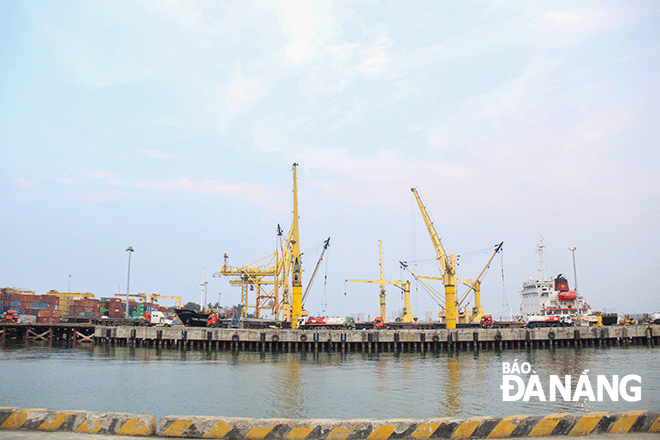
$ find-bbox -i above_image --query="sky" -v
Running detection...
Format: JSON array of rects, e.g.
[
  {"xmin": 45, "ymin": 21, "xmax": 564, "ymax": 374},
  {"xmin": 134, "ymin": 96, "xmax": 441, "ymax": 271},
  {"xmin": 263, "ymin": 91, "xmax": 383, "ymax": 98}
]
[{"xmin": 1, "ymin": 0, "xmax": 659, "ymax": 321}]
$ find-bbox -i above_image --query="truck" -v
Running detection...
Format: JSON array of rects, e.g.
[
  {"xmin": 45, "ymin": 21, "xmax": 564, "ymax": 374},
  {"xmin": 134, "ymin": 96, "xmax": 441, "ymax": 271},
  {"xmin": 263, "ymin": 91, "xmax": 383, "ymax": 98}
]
[
  {"xmin": 144, "ymin": 310, "xmax": 174, "ymax": 326},
  {"xmin": 480, "ymin": 315, "xmax": 526, "ymax": 329},
  {"xmin": 296, "ymin": 316, "xmax": 356, "ymax": 330},
  {"xmin": 526, "ymin": 314, "xmax": 573, "ymax": 328},
  {"xmin": 2, "ymin": 310, "xmax": 19, "ymax": 323}
]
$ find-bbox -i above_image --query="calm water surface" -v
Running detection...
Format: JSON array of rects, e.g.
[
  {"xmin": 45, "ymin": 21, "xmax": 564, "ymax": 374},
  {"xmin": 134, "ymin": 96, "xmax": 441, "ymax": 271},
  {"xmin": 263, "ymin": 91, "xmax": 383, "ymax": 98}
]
[{"xmin": 1, "ymin": 342, "xmax": 658, "ymax": 419}]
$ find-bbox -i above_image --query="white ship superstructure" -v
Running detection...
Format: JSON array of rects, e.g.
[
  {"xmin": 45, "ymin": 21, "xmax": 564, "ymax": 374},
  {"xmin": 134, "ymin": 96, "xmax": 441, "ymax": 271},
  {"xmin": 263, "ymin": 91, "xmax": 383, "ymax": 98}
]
[{"xmin": 519, "ymin": 239, "xmax": 592, "ymax": 326}]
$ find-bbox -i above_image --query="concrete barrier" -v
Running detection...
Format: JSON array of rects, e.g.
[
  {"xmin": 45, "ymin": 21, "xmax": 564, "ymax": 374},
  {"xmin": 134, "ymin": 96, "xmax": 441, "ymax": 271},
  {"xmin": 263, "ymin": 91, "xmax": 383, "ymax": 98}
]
[
  {"xmin": 160, "ymin": 411, "xmax": 660, "ymax": 438},
  {"xmin": 0, "ymin": 407, "xmax": 156, "ymax": 436},
  {"xmin": 1, "ymin": 408, "xmax": 658, "ymax": 438}
]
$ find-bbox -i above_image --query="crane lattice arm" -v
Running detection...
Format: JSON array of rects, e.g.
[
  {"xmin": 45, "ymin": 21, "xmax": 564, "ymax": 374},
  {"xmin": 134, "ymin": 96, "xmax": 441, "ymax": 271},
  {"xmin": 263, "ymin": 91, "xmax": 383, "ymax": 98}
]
[
  {"xmin": 302, "ymin": 237, "xmax": 331, "ymax": 306},
  {"xmin": 411, "ymin": 188, "xmax": 452, "ymax": 277}
]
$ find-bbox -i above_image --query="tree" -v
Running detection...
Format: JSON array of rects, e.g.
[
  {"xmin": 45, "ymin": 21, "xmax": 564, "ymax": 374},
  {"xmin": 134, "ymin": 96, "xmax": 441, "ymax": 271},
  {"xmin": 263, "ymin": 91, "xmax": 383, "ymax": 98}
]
[{"xmin": 183, "ymin": 301, "xmax": 199, "ymax": 310}]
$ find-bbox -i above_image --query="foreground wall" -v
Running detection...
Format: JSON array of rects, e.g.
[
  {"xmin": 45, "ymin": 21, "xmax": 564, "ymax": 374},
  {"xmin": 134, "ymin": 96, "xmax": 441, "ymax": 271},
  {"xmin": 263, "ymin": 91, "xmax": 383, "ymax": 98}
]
[{"xmin": 1, "ymin": 407, "xmax": 659, "ymax": 438}]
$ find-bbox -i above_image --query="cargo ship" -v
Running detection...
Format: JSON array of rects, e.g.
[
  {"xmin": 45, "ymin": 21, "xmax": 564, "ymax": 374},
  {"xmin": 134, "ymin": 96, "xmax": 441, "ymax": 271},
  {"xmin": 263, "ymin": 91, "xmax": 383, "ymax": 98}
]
[
  {"xmin": 173, "ymin": 308, "xmax": 211, "ymax": 327},
  {"xmin": 519, "ymin": 239, "xmax": 595, "ymax": 326}
]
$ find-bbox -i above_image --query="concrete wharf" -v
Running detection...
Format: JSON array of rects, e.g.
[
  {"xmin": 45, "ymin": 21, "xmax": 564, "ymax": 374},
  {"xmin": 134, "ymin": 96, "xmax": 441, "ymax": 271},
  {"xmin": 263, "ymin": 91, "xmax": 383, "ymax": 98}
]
[
  {"xmin": 2, "ymin": 323, "xmax": 658, "ymax": 352},
  {"xmin": 92, "ymin": 324, "xmax": 660, "ymax": 352}
]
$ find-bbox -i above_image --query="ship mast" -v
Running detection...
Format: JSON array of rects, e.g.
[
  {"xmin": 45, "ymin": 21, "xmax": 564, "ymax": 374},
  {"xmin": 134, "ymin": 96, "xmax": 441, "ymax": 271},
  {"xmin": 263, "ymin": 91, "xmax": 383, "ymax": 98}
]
[{"xmin": 537, "ymin": 236, "xmax": 546, "ymax": 280}]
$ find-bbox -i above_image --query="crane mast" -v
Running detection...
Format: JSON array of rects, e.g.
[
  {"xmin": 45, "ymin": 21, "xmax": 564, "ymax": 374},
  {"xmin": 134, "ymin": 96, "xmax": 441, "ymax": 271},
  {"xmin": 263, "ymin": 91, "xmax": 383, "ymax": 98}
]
[{"xmin": 411, "ymin": 188, "xmax": 458, "ymax": 329}]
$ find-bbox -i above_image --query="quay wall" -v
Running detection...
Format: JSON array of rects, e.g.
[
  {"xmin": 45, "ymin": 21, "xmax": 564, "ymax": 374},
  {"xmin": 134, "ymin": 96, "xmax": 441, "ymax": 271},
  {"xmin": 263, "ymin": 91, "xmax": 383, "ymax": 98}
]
[
  {"xmin": 1, "ymin": 407, "xmax": 659, "ymax": 438},
  {"xmin": 92, "ymin": 324, "xmax": 660, "ymax": 352},
  {"xmin": 2, "ymin": 322, "xmax": 658, "ymax": 351}
]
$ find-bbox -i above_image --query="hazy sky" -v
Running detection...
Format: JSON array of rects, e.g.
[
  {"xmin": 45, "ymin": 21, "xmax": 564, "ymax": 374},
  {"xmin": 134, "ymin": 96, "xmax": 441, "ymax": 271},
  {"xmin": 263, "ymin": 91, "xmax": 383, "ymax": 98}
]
[{"xmin": 2, "ymin": 0, "xmax": 659, "ymax": 320}]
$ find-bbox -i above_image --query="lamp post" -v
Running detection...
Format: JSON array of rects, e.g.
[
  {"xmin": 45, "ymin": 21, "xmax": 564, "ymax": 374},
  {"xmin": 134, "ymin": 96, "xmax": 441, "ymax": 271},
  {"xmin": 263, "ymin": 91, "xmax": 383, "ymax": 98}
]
[
  {"xmin": 68, "ymin": 275, "xmax": 71, "ymax": 294},
  {"xmin": 126, "ymin": 246, "xmax": 134, "ymax": 319},
  {"xmin": 569, "ymin": 246, "xmax": 578, "ymax": 322}
]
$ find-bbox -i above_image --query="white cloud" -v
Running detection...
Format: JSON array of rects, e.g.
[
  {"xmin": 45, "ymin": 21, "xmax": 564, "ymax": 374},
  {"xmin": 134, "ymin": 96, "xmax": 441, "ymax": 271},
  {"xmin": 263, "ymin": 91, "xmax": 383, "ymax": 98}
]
[
  {"xmin": 141, "ymin": 150, "xmax": 178, "ymax": 160},
  {"xmin": 140, "ymin": 0, "xmax": 213, "ymax": 31},
  {"xmin": 53, "ymin": 177, "xmax": 76, "ymax": 185},
  {"xmin": 85, "ymin": 171, "xmax": 288, "ymax": 212},
  {"xmin": 13, "ymin": 178, "xmax": 35, "ymax": 189},
  {"xmin": 223, "ymin": 67, "xmax": 269, "ymax": 128}
]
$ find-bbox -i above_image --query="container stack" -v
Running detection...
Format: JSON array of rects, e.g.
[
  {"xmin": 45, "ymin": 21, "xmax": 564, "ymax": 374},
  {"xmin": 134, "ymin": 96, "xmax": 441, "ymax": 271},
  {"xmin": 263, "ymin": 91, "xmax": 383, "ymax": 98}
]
[
  {"xmin": 37, "ymin": 310, "xmax": 61, "ymax": 324},
  {"xmin": 1, "ymin": 289, "xmax": 59, "ymax": 316},
  {"xmin": 104, "ymin": 297, "xmax": 124, "ymax": 318},
  {"xmin": 1, "ymin": 287, "xmax": 176, "ymax": 322},
  {"xmin": 69, "ymin": 298, "xmax": 101, "ymax": 319}
]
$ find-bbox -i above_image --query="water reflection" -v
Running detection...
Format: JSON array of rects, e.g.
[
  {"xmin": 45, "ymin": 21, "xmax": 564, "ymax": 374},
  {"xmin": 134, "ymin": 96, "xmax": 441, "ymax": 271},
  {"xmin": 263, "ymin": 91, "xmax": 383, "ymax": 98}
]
[
  {"xmin": 0, "ymin": 341, "xmax": 657, "ymax": 420},
  {"xmin": 442, "ymin": 354, "xmax": 461, "ymax": 416}
]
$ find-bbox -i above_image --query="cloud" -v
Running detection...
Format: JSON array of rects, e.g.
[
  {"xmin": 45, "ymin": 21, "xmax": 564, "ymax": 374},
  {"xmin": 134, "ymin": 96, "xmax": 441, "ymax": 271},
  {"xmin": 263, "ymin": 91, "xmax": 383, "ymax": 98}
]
[
  {"xmin": 141, "ymin": 150, "xmax": 178, "ymax": 160},
  {"xmin": 13, "ymin": 178, "xmax": 35, "ymax": 189},
  {"xmin": 139, "ymin": 0, "xmax": 213, "ymax": 31},
  {"xmin": 53, "ymin": 177, "xmax": 77, "ymax": 185},
  {"xmin": 222, "ymin": 67, "xmax": 269, "ymax": 128},
  {"xmin": 85, "ymin": 171, "xmax": 288, "ymax": 212}
]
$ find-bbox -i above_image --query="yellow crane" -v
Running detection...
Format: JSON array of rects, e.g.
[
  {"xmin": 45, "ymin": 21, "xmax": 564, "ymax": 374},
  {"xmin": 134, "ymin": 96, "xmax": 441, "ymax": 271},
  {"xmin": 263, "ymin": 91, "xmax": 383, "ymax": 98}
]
[
  {"xmin": 456, "ymin": 242, "xmax": 503, "ymax": 323},
  {"xmin": 290, "ymin": 163, "xmax": 303, "ymax": 328},
  {"xmin": 47, "ymin": 290, "xmax": 95, "ymax": 299},
  {"xmin": 114, "ymin": 292, "xmax": 146, "ymax": 302},
  {"xmin": 217, "ymin": 251, "xmax": 281, "ymax": 319},
  {"xmin": 149, "ymin": 294, "xmax": 182, "ymax": 309},
  {"xmin": 401, "ymin": 241, "xmax": 502, "ymax": 325},
  {"xmin": 411, "ymin": 188, "xmax": 458, "ymax": 329},
  {"xmin": 345, "ymin": 240, "xmax": 414, "ymax": 323},
  {"xmin": 214, "ymin": 163, "xmax": 313, "ymax": 328}
]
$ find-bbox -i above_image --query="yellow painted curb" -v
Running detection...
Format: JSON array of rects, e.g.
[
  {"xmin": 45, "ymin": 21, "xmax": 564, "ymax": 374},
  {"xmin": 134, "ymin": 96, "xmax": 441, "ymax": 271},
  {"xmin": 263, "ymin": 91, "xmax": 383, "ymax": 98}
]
[
  {"xmin": 1, "ymin": 407, "xmax": 659, "ymax": 438},
  {"xmin": 0, "ymin": 407, "xmax": 156, "ymax": 436},
  {"xmin": 158, "ymin": 410, "xmax": 660, "ymax": 438}
]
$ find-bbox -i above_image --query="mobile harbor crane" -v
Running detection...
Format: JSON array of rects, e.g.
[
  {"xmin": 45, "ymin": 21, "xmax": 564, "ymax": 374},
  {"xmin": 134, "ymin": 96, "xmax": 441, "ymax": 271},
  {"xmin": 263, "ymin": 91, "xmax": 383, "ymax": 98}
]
[
  {"xmin": 411, "ymin": 188, "xmax": 458, "ymax": 329},
  {"xmin": 345, "ymin": 240, "xmax": 414, "ymax": 325},
  {"xmin": 411, "ymin": 188, "xmax": 503, "ymax": 329}
]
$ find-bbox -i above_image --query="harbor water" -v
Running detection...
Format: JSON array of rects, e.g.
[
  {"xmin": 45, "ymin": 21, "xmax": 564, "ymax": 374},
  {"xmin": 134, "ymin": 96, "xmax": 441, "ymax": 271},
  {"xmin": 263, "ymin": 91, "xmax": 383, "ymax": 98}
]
[{"xmin": 1, "ymin": 341, "xmax": 658, "ymax": 420}]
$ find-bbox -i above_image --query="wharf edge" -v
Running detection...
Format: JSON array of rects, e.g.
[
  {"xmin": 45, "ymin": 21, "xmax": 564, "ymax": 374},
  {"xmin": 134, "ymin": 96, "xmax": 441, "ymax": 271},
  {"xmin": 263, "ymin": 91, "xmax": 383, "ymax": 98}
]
[
  {"xmin": 1, "ymin": 324, "xmax": 659, "ymax": 352},
  {"xmin": 1, "ymin": 408, "xmax": 659, "ymax": 438}
]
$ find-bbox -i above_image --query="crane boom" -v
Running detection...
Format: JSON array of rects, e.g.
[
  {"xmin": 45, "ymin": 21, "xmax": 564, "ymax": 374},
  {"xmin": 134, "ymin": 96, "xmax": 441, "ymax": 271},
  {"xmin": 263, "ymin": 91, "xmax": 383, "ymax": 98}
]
[
  {"xmin": 400, "ymin": 261, "xmax": 445, "ymax": 305},
  {"xmin": 411, "ymin": 187, "xmax": 458, "ymax": 329},
  {"xmin": 411, "ymin": 188, "xmax": 451, "ymax": 276},
  {"xmin": 302, "ymin": 237, "xmax": 330, "ymax": 305},
  {"xmin": 456, "ymin": 242, "xmax": 503, "ymax": 317}
]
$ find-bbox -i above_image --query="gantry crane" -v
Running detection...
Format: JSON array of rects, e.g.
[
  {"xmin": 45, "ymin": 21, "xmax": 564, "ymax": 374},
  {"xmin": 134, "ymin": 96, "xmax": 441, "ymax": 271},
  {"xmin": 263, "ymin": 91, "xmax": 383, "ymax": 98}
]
[
  {"xmin": 411, "ymin": 188, "xmax": 458, "ymax": 329},
  {"xmin": 215, "ymin": 251, "xmax": 280, "ymax": 319},
  {"xmin": 214, "ymin": 163, "xmax": 316, "ymax": 329},
  {"xmin": 47, "ymin": 290, "xmax": 95, "ymax": 299},
  {"xmin": 114, "ymin": 292, "xmax": 146, "ymax": 302},
  {"xmin": 149, "ymin": 294, "xmax": 182, "ymax": 309},
  {"xmin": 345, "ymin": 240, "xmax": 414, "ymax": 323}
]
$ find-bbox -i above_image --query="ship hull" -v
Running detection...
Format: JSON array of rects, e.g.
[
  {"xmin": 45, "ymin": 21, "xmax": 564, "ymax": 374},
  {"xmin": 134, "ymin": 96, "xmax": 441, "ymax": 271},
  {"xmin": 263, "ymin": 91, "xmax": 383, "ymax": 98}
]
[{"xmin": 174, "ymin": 309, "xmax": 210, "ymax": 327}]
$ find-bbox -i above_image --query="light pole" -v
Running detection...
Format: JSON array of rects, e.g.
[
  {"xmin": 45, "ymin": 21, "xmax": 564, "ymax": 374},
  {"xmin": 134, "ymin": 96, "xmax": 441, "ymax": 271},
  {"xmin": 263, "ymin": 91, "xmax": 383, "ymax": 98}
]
[
  {"xmin": 126, "ymin": 246, "xmax": 134, "ymax": 318},
  {"xmin": 68, "ymin": 275, "xmax": 71, "ymax": 294},
  {"xmin": 569, "ymin": 246, "xmax": 578, "ymax": 322}
]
